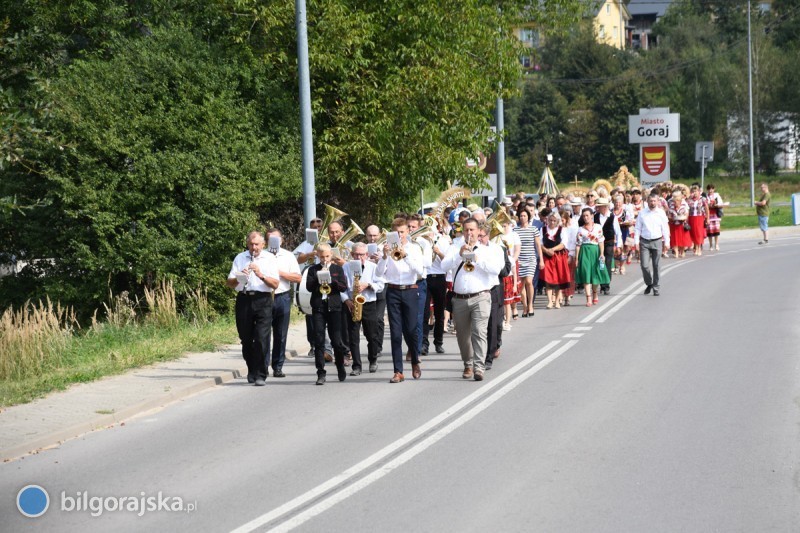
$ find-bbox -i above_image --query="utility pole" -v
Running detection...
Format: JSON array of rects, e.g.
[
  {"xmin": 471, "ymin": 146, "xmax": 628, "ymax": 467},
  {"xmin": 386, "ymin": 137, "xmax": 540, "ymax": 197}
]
[
  {"xmin": 297, "ymin": 0, "xmax": 316, "ymax": 225},
  {"xmin": 496, "ymin": 95, "xmax": 506, "ymax": 202},
  {"xmin": 747, "ymin": 0, "xmax": 756, "ymax": 207}
]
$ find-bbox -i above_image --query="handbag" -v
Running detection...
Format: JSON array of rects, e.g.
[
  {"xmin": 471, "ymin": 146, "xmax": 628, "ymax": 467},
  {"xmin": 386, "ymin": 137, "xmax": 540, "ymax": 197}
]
[{"xmin": 683, "ymin": 221, "xmax": 691, "ymax": 231}]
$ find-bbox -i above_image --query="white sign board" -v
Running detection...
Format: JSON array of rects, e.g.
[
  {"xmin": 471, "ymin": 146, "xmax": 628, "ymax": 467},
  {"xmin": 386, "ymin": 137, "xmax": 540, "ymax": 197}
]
[
  {"xmin": 639, "ymin": 143, "xmax": 670, "ymax": 187},
  {"xmin": 628, "ymin": 113, "xmax": 681, "ymax": 144},
  {"xmin": 695, "ymin": 141, "xmax": 714, "ymax": 162}
]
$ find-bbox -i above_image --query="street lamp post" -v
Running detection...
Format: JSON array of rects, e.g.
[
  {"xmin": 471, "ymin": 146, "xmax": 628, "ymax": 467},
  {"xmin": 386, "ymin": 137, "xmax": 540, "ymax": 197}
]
[{"xmin": 297, "ymin": 0, "xmax": 316, "ymax": 225}]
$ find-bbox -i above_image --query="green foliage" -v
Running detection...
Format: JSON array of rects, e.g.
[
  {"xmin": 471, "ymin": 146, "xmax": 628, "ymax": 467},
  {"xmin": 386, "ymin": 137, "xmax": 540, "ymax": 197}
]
[{"xmin": 1, "ymin": 27, "xmax": 300, "ymax": 315}]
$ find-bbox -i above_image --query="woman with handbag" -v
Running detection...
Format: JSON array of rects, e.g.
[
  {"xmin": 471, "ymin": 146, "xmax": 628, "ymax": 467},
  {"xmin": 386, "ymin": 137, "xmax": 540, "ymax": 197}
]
[
  {"xmin": 667, "ymin": 190, "xmax": 691, "ymax": 258},
  {"xmin": 687, "ymin": 185, "xmax": 710, "ymax": 256}
]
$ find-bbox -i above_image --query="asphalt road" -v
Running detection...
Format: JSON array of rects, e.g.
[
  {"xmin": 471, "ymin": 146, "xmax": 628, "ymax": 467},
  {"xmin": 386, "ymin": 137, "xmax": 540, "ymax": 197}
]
[{"xmin": 3, "ymin": 235, "xmax": 800, "ymax": 532}]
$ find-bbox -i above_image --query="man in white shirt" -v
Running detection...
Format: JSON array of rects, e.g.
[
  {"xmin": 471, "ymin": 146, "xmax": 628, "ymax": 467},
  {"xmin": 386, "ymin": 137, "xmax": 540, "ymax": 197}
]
[
  {"xmin": 343, "ymin": 243, "xmax": 385, "ymax": 375},
  {"xmin": 634, "ymin": 193, "xmax": 671, "ymax": 296},
  {"xmin": 441, "ymin": 218, "xmax": 504, "ymax": 381},
  {"xmin": 407, "ymin": 214, "xmax": 432, "ymax": 358},
  {"xmin": 377, "ymin": 218, "xmax": 424, "ymax": 383},
  {"xmin": 265, "ymin": 228, "xmax": 302, "ymax": 377},
  {"xmin": 593, "ymin": 198, "xmax": 622, "ymax": 295},
  {"xmin": 226, "ymin": 231, "xmax": 280, "ymax": 386},
  {"xmin": 365, "ymin": 224, "xmax": 387, "ymax": 357},
  {"xmin": 423, "ymin": 220, "xmax": 451, "ymax": 355}
]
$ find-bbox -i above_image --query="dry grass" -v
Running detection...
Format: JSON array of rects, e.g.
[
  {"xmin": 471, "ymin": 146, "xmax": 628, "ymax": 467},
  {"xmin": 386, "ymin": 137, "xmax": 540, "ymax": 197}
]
[
  {"xmin": 0, "ymin": 298, "xmax": 78, "ymax": 380},
  {"xmin": 184, "ymin": 285, "xmax": 211, "ymax": 325},
  {"xmin": 143, "ymin": 280, "xmax": 179, "ymax": 329}
]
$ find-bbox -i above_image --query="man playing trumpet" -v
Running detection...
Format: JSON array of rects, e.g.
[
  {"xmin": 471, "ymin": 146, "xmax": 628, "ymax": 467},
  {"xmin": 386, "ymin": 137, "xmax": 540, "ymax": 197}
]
[
  {"xmin": 441, "ymin": 218, "xmax": 504, "ymax": 381},
  {"xmin": 377, "ymin": 218, "xmax": 424, "ymax": 383}
]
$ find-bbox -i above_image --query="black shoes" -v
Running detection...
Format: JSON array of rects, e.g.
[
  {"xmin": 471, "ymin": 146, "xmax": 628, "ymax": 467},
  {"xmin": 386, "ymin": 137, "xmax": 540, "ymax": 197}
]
[
  {"xmin": 254, "ymin": 378, "xmax": 266, "ymax": 386},
  {"xmin": 337, "ymin": 364, "xmax": 347, "ymax": 382},
  {"xmin": 247, "ymin": 374, "xmax": 255, "ymax": 384},
  {"xmin": 644, "ymin": 285, "xmax": 652, "ymax": 295},
  {"xmin": 316, "ymin": 375, "xmax": 326, "ymax": 386},
  {"xmin": 601, "ymin": 288, "xmax": 610, "ymax": 295},
  {"xmin": 350, "ymin": 368, "xmax": 362, "ymax": 376},
  {"xmin": 653, "ymin": 288, "xmax": 660, "ymax": 296},
  {"xmin": 369, "ymin": 362, "xmax": 378, "ymax": 373},
  {"xmin": 421, "ymin": 344, "xmax": 429, "ymax": 356},
  {"xmin": 273, "ymin": 370, "xmax": 286, "ymax": 378},
  {"xmin": 485, "ymin": 360, "xmax": 493, "ymax": 370},
  {"xmin": 435, "ymin": 345, "xmax": 445, "ymax": 354}
]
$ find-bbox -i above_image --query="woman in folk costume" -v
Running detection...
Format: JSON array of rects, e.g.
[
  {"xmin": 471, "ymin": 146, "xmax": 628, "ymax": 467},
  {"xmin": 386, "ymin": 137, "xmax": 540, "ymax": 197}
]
[
  {"xmin": 540, "ymin": 211, "xmax": 572, "ymax": 309},
  {"xmin": 687, "ymin": 184, "xmax": 710, "ymax": 256},
  {"xmin": 574, "ymin": 208, "xmax": 611, "ymax": 307}
]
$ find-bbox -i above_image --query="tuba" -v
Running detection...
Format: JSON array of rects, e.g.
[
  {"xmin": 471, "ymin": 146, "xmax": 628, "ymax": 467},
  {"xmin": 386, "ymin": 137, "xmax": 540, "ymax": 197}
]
[
  {"xmin": 317, "ymin": 204, "xmax": 348, "ymax": 248},
  {"xmin": 334, "ymin": 220, "xmax": 364, "ymax": 259}
]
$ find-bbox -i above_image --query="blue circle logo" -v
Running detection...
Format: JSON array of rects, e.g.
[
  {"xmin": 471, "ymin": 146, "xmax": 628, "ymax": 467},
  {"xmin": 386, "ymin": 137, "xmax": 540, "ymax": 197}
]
[{"xmin": 17, "ymin": 485, "xmax": 50, "ymax": 518}]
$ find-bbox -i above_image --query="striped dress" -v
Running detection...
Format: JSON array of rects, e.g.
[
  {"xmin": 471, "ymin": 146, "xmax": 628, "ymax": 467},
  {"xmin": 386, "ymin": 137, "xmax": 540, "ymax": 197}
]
[{"xmin": 514, "ymin": 225, "xmax": 540, "ymax": 278}]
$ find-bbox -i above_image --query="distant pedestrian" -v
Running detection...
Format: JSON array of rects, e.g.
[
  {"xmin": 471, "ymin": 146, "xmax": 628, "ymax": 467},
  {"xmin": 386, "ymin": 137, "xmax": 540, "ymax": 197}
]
[
  {"xmin": 755, "ymin": 183, "xmax": 771, "ymax": 244},
  {"xmin": 705, "ymin": 184, "xmax": 724, "ymax": 251},
  {"xmin": 634, "ymin": 193, "xmax": 671, "ymax": 297}
]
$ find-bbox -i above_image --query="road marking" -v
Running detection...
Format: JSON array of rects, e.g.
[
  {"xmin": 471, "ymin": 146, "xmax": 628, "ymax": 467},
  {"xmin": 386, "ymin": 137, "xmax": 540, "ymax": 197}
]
[
  {"xmin": 262, "ymin": 341, "xmax": 580, "ymax": 533},
  {"xmin": 563, "ymin": 333, "xmax": 584, "ymax": 338},
  {"xmin": 231, "ymin": 340, "xmax": 563, "ymax": 533},
  {"xmin": 574, "ymin": 326, "xmax": 592, "ymax": 331}
]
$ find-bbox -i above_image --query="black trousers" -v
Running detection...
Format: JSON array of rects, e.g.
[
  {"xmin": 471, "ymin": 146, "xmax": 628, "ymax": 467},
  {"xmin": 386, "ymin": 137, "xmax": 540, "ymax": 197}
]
[
  {"xmin": 269, "ymin": 292, "xmax": 292, "ymax": 372},
  {"xmin": 235, "ymin": 292, "xmax": 273, "ymax": 380},
  {"xmin": 602, "ymin": 241, "xmax": 615, "ymax": 291},
  {"xmin": 386, "ymin": 287, "xmax": 420, "ymax": 374},
  {"xmin": 423, "ymin": 274, "xmax": 447, "ymax": 349},
  {"xmin": 344, "ymin": 300, "xmax": 380, "ymax": 370},
  {"xmin": 312, "ymin": 303, "xmax": 347, "ymax": 377},
  {"xmin": 374, "ymin": 289, "xmax": 386, "ymax": 354},
  {"xmin": 485, "ymin": 284, "xmax": 502, "ymax": 363}
]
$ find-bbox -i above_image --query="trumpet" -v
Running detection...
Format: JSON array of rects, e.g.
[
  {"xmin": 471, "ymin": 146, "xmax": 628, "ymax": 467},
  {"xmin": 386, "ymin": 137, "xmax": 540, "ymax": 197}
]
[
  {"xmin": 391, "ymin": 244, "xmax": 407, "ymax": 261},
  {"xmin": 463, "ymin": 236, "xmax": 475, "ymax": 272},
  {"xmin": 319, "ymin": 263, "xmax": 332, "ymax": 295}
]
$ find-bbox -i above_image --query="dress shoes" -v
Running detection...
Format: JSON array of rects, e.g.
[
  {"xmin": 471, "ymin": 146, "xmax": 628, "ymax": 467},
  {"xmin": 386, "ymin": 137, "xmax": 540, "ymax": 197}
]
[
  {"xmin": 389, "ymin": 372, "xmax": 405, "ymax": 383},
  {"xmin": 337, "ymin": 364, "xmax": 347, "ymax": 382},
  {"xmin": 254, "ymin": 378, "xmax": 266, "ymax": 386},
  {"xmin": 369, "ymin": 362, "xmax": 378, "ymax": 373},
  {"xmin": 602, "ymin": 288, "xmax": 610, "ymax": 295},
  {"xmin": 473, "ymin": 371, "xmax": 484, "ymax": 381},
  {"xmin": 421, "ymin": 344, "xmax": 429, "ymax": 356},
  {"xmin": 405, "ymin": 351, "xmax": 411, "ymax": 361},
  {"xmin": 435, "ymin": 345, "xmax": 445, "ymax": 354},
  {"xmin": 324, "ymin": 352, "xmax": 333, "ymax": 363},
  {"xmin": 316, "ymin": 375, "xmax": 326, "ymax": 386},
  {"xmin": 247, "ymin": 374, "xmax": 255, "ymax": 384},
  {"xmin": 412, "ymin": 363, "xmax": 421, "ymax": 379},
  {"xmin": 485, "ymin": 360, "xmax": 493, "ymax": 370},
  {"xmin": 350, "ymin": 368, "xmax": 362, "ymax": 376},
  {"xmin": 462, "ymin": 367, "xmax": 473, "ymax": 380},
  {"xmin": 273, "ymin": 370, "xmax": 286, "ymax": 378},
  {"xmin": 644, "ymin": 285, "xmax": 652, "ymax": 295},
  {"xmin": 653, "ymin": 288, "xmax": 660, "ymax": 296}
]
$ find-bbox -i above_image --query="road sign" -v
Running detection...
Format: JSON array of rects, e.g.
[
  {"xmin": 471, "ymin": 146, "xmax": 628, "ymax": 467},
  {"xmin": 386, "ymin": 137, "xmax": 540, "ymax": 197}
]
[
  {"xmin": 628, "ymin": 113, "xmax": 681, "ymax": 143},
  {"xmin": 639, "ymin": 143, "xmax": 670, "ymax": 186},
  {"xmin": 695, "ymin": 141, "xmax": 714, "ymax": 162}
]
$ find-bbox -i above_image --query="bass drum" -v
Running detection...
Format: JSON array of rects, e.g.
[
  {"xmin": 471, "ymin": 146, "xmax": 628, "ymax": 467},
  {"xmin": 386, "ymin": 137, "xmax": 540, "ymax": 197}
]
[{"xmin": 295, "ymin": 267, "xmax": 313, "ymax": 315}]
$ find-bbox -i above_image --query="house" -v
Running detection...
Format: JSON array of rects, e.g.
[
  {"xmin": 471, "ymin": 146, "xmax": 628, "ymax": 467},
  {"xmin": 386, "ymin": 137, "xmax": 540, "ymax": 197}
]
[
  {"xmin": 593, "ymin": 0, "xmax": 631, "ymax": 50},
  {"xmin": 627, "ymin": 0, "xmax": 670, "ymax": 50}
]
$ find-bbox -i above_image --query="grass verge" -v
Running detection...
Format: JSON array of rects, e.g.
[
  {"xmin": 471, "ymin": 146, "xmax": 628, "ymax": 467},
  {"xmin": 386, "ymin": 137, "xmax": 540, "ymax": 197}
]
[
  {"xmin": 716, "ymin": 206, "xmax": 793, "ymax": 231},
  {"xmin": 0, "ymin": 315, "xmax": 238, "ymax": 408}
]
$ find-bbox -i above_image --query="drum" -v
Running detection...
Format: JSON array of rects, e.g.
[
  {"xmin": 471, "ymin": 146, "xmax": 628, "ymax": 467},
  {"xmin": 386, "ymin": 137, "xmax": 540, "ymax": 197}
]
[{"xmin": 296, "ymin": 267, "xmax": 313, "ymax": 315}]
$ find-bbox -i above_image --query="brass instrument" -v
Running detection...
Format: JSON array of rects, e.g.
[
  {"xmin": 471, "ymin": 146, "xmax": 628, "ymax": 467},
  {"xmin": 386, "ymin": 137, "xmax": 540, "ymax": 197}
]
[
  {"xmin": 319, "ymin": 263, "xmax": 332, "ymax": 295},
  {"xmin": 317, "ymin": 204, "xmax": 348, "ymax": 245},
  {"xmin": 463, "ymin": 236, "xmax": 476, "ymax": 272},
  {"xmin": 391, "ymin": 244, "xmax": 407, "ymax": 261},
  {"xmin": 487, "ymin": 203, "xmax": 513, "ymax": 248},
  {"xmin": 333, "ymin": 220, "xmax": 364, "ymax": 259},
  {"xmin": 374, "ymin": 228, "xmax": 389, "ymax": 245},
  {"xmin": 352, "ymin": 272, "xmax": 366, "ymax": 322}
]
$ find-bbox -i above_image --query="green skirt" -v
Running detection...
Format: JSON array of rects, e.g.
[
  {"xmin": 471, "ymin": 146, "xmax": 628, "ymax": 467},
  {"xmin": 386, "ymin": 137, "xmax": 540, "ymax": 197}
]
[{"xmin": 575, "ymin": 244, "xmax": 611, "ymax": 286}]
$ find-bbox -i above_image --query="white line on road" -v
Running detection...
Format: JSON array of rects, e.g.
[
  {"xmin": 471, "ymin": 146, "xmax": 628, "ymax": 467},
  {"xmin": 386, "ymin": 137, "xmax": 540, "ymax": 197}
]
[
  {"xmin": 231, "ymin": 340, "xmax": 563, "ymax": 533},
  {"xmin": 574, "ymin": 326, "xmax": 592, "ymax": 331},
  {"xmin": 563, "ymin": 333, "xmax": 584, "ymax": 338},
  {"xmin": 263, "ymin": 341, "xmax": 580, "ymax": 533}
]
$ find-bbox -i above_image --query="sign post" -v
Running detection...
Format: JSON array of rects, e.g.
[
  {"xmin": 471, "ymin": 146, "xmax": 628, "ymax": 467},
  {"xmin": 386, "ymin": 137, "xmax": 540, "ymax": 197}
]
[
  {"xmin": 629, "ymin": 109, "xmax": 680, "ymax": 188},
  {"xmin": 695, "ymin": 141, "xmax": 714, "ymax": 190}
]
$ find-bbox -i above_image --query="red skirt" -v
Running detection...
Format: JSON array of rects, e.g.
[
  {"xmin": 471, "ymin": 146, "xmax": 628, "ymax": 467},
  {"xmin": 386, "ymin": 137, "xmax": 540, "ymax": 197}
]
[
  {"xmin": 670, "ymin": 222, "xmax": 692, "ymax": 248},
  {"xmin": 688, "ymin": 215, "xmax": 706, "ymax": 245},
  {"xmin": 542, "ymin": 251, "xmax": 572, "ymax": 289}
]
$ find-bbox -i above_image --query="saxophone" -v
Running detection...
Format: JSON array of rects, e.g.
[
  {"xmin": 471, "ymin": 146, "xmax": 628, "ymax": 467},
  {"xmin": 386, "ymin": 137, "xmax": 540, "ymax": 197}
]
[{"xmin": 352, "ymin": 271, "xmax": 366, "ymax": 322}]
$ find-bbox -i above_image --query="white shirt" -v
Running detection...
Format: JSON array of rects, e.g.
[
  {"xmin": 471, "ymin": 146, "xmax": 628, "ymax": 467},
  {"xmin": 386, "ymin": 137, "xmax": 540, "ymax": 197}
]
[
  {"xmin": 344, "ymin": 260, "xmax": 384, "ymax": 303},
  {"xmin": 413, "ymin": 237, "xmax": 433, "ymax": 279},
  {"xmin": 377, "ymin": 241, "xmax": 424, "ymax": 285},
  {"xmin": 634, "ymin": 206, "xmax": 671, "ymax": 248},
  {"xmin": 503, "ymin": 230, "xmax": 521, "ymax": 267},
  {"xmin": 228, "ymin": 251, "xmax": 279, "ymax": 292},
  {"xmin": 595, "ymin": 211, "xmax": 623, "ymax": 247},
  {"xmin": 428, "ymin": 233, "xmax": 452, "ymax": 275},
  {"xmin": 441, "ymin": 241, "xmax": 504, "ymax": 294},
  {"xmin": 561, "ymin": 226, "xmax": 577, "ymax": 257},
  {"xmin": 269, "ymin": 248, "xmax": 301, "ymax": 294},
  {"xmin": 293, "ymin": 240, "xmax": 317, "ymax": 265}
]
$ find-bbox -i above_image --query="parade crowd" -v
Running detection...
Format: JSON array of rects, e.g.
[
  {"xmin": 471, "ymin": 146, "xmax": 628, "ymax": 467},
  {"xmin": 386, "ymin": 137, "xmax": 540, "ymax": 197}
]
[{"xmin": 228, "ymin": 179, "xmax": 768, "ymax": 387}]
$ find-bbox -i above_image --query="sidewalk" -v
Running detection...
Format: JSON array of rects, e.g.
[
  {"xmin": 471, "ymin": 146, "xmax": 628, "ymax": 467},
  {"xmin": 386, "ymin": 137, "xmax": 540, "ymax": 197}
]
[
  {"xmin": 0, "ymin": 322, "xmax": 311, "ymax": 461},
  {"xmin": 2, "ymin": 225, "xmax": 798, "ymax": 461}
]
